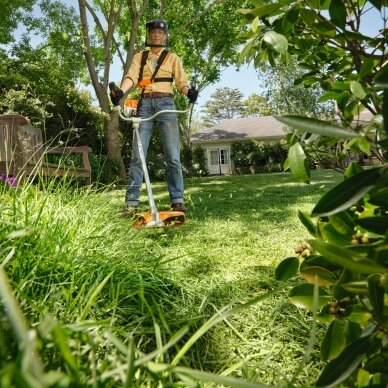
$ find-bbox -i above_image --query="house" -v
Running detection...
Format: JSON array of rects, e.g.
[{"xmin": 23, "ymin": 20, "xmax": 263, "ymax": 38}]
[{"xmin": 190, "ymin": 116, "xmax": 287, "ymax": 175}]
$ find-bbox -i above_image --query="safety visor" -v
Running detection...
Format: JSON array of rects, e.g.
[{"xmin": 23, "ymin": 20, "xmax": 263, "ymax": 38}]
[{"xmin": 145, "ymin": 19, "xmax": 169, "ymax": 47}]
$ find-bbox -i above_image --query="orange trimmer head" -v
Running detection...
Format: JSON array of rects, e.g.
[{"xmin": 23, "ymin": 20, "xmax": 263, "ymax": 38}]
[{"xmin": 133, "ymin": 210, "xmax": 186, "ymax": 228}]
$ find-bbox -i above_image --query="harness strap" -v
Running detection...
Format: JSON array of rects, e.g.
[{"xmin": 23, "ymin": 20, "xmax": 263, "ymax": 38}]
[
  {"xmin": 153, "ymin": 77, "xmax": 174, "ymax": 82},
  {"xmin": 138, "ymin": 49, "xmax": 173, "ymax": 88},
  {"xmin": 137, "ymin": 49, "xmax": 173, "ymax": 114},
  {"xmin": 138, "ymin": 50, "xmax": 149, "ymax": 84}
]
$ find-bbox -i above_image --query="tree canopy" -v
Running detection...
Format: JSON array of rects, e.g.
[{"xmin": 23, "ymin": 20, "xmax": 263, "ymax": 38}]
[
  {"xmin": 1, "ymin": 0, "xmax": 252, "ymax": 177},
  {"xmin": 201, "ymin": 87, "xmax": 245, "ymax": 126}
]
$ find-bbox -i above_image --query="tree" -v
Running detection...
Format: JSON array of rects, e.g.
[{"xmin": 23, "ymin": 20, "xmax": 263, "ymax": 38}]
[
  {"xmin": 2, "ymin": 0, "xmax": 250, "ymax": 178},
  {"xmin": 0, "ymin": 0, "xmax": 36, "ymax": 44},
  {"xmin": 243, "ymin": 92, "xmax": 272, "ymax": 116},
  {"xmin": 76, "ymin": 0, "xmax": 250, "ymax": 178},
  {"xmin": 258, "ymin": 60, "xmax": 334, "ymax": 117},
  {"xmin": 238, "ymin": 1, "xmax": 387, "ymax": 386},
  {"xmin": 202, "ymin": 87, "xmax": 245, "ymax": 126},
  {"xmin": 0, "ymin": 1, "xmax": 106, "ymax": 143},
  {"xmin": 238, "ymin": 1, "xmax": 385, "ymax": 121}
]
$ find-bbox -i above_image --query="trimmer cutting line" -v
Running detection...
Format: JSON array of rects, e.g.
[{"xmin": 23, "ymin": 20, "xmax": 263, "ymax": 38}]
[{"xmin": 112, "ymin": 94, "xmax": 192, "ymax": 228}]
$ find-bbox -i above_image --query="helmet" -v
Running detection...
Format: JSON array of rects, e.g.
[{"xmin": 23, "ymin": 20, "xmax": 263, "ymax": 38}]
[
  {"xmin": 146, "ymin": 19, "xmax": 168, "ymax": 32},
  {"xmin": 145, "ymin": 18, "xmax": 169, "ymax": 47}
]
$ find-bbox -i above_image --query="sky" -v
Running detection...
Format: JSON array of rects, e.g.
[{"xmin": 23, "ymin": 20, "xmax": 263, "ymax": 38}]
[{"xmin": 195, "ymin": 65, "xmax": 260, "ymax": 108}]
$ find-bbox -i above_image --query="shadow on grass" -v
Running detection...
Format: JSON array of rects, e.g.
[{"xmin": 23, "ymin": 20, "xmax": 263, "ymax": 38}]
[
  {"xmin": 145, "ymin": 170, "xmax": 341, "ymax": 225},
  {"xmin": 106, "ymin": 170, "xmax": 340, "ymax": 383}
]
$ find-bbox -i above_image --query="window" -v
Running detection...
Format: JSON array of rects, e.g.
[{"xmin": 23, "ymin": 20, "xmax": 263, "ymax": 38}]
[
  {"xmin": 220, "ymin": 149, "xmax": 229, "ymax": 165},
  {"xmin": 209, "ymin": 150, "xmax": 219, "ymax": 165}
]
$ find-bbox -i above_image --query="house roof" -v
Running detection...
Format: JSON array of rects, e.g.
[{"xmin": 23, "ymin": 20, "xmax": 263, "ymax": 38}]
[{"xmin": 191, "ymin": 116, "xmax": 287, "ymax": 144}]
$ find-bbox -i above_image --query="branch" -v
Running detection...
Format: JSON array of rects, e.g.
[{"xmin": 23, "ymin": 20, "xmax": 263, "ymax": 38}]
[
  {"xmin": 171, "ymin": 0, "xmax": 229, "ymax": 38},
  {"xmin": 84, "ymin": 0, "xmax": 106, "ymax": 41},
  {"xmin": 88, "ymin": 0, "xmax": 125, "ymax": 87},
  {"xmin": 122, "ymin": 0, "xmax": 149, "ymax": 80},
  {"xmin": 78, "ymin": 0, "xmax": 104, "ymax": 104}
]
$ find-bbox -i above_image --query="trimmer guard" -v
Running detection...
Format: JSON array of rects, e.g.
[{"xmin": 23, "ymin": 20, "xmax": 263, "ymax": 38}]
[{"xmin": 133, "ymin": 211, "xmax": 186, "ymax": 228}]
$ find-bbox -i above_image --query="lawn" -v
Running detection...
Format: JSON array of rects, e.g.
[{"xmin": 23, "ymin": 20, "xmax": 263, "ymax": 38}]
[{"xmin": 0, "ymin": 169, "xmax": 343, "ymax": 387}]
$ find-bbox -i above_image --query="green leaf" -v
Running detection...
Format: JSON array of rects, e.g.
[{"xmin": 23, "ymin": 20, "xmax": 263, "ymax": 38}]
[
  {"xmin": 275, "ymin": 257, "xmax": 299, "ymax": 281},
  {"xmin": 317, "ymin": 304, "xmax": 336, "ymax": 323},
  {"xmin": 309, "ymin": 239, "xmax": 388, "ymax": 274},
  {"xmin": 368, "ymin": 186, "xmax": 388, "ymax": 207},
  {"xmin": 374, "ymin": 64, "xmax": 388, "ymax": 88},
  {"xmin": 316, "ymin": 336, "xmax": 371, "ymax": 387},
  {"xmin": 307, "ymin": 0, "xmax": 330, "ymax": 8},
  {"xmin": 236, "ymin": 8, "xmax": 255, "ymax": 15},
  {"xmin": 312, "ymin": 19, "xmax": 336, "ymax": 37},
  {"xmin": 355, "ymin": 216, "xmax": 388, "ymax": 235},
  {"xmin": 288, "ymin": 142, "xmax": 310, "ymax": 183},
  {"xmin": 298, "ymin": 210, "xmax": 317, "ymax": 237},
  {"xmin": 300, "ymin": 266, "xmax": 337, "ymax": 286},
  {"xmin": 311, "ymin": 167, "xmax": 383, "ymax": 217},
  {"xmin": 321, "ymin": 224, "xmax": 351, "ymax": 246},
  {"xmin": 364, "ymin": 352, "xmax": 388, "ymax": 373},
  {"xmin": 331, "ymin": 81, "xmax": 349, "ymax": 91},
  {"xmin": 318, "ymin": 91, "xmax": 343, "ymax": 102},
  {"xmin": 356, "ymin": 137, "xmax": 371, "ymax": 155},
  {"xmin": 356, "ymin": 369, "xmax": 370, "ymax": 387},
  {"xmin": 283, "ymin": 156, "xmax": 290, "ymax": 171},
  {"xmin": 238, "ymin": 38, "xmax": 256, "ymax": 66},
  {"xmin": 251, "ymin": 16, "xmax": 259, "ymax": 33},
  {"xmin": 299, "ymin": 8, "xmax": 317, "ymax": 27},
  {"xmin": 329, "ymin": 0, "xmax": 346, "ymax": 29},
  {"xmin": 333, "ymin": 269, "xmax": 359, "ymax": 299},
  {"xmin": 282, "ymin": 8, "xmax": 299, "ymax": 33},
  {"xmin": 275, "ymin": 115, "xmax": 360, "ymax": 138},
  {"xmin": 368, "ymin": 278, "xmax": 384, "ymax": 319},
  {"xmin": 263, "ymin": 31, "xmax": 288, "ymax": 54},
  {"xmin": 249, "ymin": 2, "xmax": 288, "ymax": 19},
  {"xmin": 302, "ymin": 254, "xmax": 341, "ymax": 272},
  {"xmin": 383, "ymin": 89, "xmax": 388, "ymax": 136},
  {"xmin": 288, "ymin": 283, "xmax": 330, "ymax": 310},
  {"xmin": 341, "ymin": 281, "xmax": 368, "ymax": 294},
  {"xmin": 359, "ymin": 58, "xmax": 375, "ymax": 79},
  {"xmin": 350, "ymin": 81, "xmax": 367, "ymax": 99},
  {"xmin": 321, "ymin": 319, "xmax": 347, "ymax": 361},
  {"xmin": 368, "ymin": 0, "xmax": 383, "ymax": 10},
  {"xmin": 344, "ymin": 161, "xmax": 364, "ymax": 178},
  {"xmin": 305, "ymin": 0, "xmax": 320, "ymax": 8},
  {"xmin": 328, "ymin": 212, "xmax": 354, "ymax": 236},
  {"xmin": 347, "ymin": 305, "xmax": 372, "ymax": 324},
  {"xmin": 343, "ymin": 320, "xmax": 362, "ymax": 343}
]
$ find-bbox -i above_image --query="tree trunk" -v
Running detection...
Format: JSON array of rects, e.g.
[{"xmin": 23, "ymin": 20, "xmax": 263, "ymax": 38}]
[{"xmin": 106, "ymin": 110, "xmax": 127, "ymax": 178}]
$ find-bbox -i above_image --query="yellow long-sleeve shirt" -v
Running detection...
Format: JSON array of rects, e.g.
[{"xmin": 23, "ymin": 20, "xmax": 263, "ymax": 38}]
[{"xmin": 124, "ymin": 49, "xmax": 188, "ymax": 94}]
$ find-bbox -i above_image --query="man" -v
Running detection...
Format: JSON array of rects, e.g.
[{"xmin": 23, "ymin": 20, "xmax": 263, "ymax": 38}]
[{"xmin": 110, "ymin": 18, "xmax": 198, "ymax": 215}]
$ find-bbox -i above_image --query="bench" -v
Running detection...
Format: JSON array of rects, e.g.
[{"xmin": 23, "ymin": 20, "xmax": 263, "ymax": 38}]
[{"xmin": 0, "ymin": 114, "xmax": 92, "ymax": 185}]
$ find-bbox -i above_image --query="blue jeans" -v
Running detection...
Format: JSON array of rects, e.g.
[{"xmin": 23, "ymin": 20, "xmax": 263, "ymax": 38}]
[{"xmin": 125, "ymin": 96, "xmax": 184, "ymax": 207}]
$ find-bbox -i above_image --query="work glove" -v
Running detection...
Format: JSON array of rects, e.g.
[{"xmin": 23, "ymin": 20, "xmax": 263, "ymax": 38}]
[
  {"xmin": 109, "ymin": 82, "xmax": 124, "ymax": 106},
  {"xmin": 187, "ymin": 86, "xmax": 198, "ymax": 104}
]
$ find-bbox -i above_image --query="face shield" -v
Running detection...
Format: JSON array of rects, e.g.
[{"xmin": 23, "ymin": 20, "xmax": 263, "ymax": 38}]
[{"xmin": 145, "ymin": 19, "xmax": 169, "ymax": 48}]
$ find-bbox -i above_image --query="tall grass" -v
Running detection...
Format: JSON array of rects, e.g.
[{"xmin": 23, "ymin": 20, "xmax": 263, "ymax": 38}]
[{"xmin": 0, "ymin": 170, "xmax": 342, "ymax": 387}]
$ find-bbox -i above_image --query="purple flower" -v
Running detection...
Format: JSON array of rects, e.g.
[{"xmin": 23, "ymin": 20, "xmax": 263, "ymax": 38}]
[
  {"xmin": 7, "ymin": 177, "xmax": 17, "ymax": 187},
  {"xmin": 0, "ymin": 174, "xmax": 17, "ymax": 187}
]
